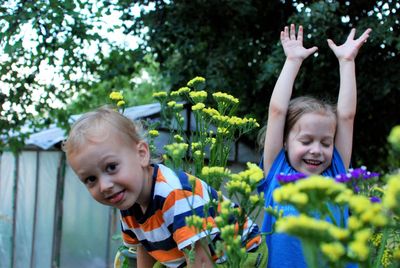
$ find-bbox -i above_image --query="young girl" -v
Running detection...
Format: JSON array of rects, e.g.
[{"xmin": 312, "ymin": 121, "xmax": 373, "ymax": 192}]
[
  {"xmin": 257, "ymin": 24, "xmax": 371, "ymax": 267},
  {"xmin": 63, "ymin": 107, "xmax": 266, "ymax": 268}
]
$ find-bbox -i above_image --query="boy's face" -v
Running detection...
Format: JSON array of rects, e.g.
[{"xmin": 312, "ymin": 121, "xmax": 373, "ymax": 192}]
[
  {"xmin": 286, "ymin": 112, "xmax": 336, "ymax": 175},
  {"xmin": 67, "ymin": 129, "xmax": 152, "ymax": 210}
]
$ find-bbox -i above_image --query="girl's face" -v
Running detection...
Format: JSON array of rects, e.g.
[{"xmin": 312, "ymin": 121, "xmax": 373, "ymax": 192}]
[
  {"xmin": 286, "ymin": 112, "xmax": 336, "ymax": 175},
  {"xmin": 67, "ymin": 129, "xmax": 153, "ymax": 211}
]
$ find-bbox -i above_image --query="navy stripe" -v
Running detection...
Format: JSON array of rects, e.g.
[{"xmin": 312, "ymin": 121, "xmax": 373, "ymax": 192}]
[
  {"xmin": 177, "ymin": 170, "xmax": 192, "ymax": 191},
  {"xmin": 173, "ymin": 205, "xmax": 206, "ymax": 232},
  {"xmin": 140, "ymin": 235, "xmax": 177, "ymax": 252}
]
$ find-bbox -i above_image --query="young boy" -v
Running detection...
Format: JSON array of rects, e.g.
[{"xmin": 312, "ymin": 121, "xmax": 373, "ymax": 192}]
[{"xmin": 63, "ymin": 107, "xmax": 266, "ymax": 268}]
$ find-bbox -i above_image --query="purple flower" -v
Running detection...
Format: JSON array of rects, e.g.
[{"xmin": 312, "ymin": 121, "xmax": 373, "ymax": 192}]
[
  {"xmin": 370, "ymin": 196, "xmax": 381, "ymax": 203},
  {"xmin": 276, "ymin": 173, "xmax": 307, "ymax": 183},
  {"xmin": 335, "ymin": 173, "xmax": 352, "ymax": 183}
]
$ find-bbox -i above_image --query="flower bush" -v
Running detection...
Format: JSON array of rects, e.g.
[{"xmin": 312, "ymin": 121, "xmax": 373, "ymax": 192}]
[
  {"xmin": 269, "ymin": 132, "xmax": 400, "ymax": 268},
  {"xmin": 111, "ymin": 79, "xmax": 400, "ymax": 267},
  {"xmin": 150, "ymin": 77, "xmax": 264, "ymax": 267}
]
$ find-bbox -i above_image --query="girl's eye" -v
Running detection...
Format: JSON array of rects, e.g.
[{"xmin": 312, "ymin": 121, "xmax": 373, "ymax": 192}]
[
  {"xmin": 106, "ymin": 163, "xmax": 118, "ymax": 173},
  {"xmin": 300, "ymin": 140, "xmax": 311, "ymax": 145}
]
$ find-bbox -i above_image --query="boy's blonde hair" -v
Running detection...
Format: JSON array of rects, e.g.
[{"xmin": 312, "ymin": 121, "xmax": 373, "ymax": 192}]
[{"xmin": 63, "ymin": 106, "xmax": 143, "ymax": 156}]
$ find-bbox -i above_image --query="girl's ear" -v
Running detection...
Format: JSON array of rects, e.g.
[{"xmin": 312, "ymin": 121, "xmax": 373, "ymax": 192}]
[{"xmin": 136, "ymin": 141, "xmax": 150, "ymax": 167}]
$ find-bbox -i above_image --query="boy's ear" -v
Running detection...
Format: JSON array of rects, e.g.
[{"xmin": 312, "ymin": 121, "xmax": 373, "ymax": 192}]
[{"xmin": 136, "ymin": 141, "xmax": 150, "ymax": 166}]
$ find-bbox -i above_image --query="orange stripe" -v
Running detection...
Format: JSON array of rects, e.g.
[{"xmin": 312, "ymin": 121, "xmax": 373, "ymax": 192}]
[
  {"xmin": 156, "ymin": 169, "xmax": 167, "ymax": 183},
  {"xmin": 193, "ymin": 178, "xmax": 204, "ymax": 197},
  {"xmin": 173, "ymin": 216, "xmax": 216, "ymax": 244},
  {"xmin": 122, "ymin": 232, "xmax": 139, "ymax": 245},
  {"xmin": 123, "ymin": 216, "xmax": 140, "ymax": 228},
  {"xmin": 245, "ymin": 235, "xmax": 261, "ymax": 250},
  {"xmin": 137, "ymin": 209, "xmax": 164, "ymax": 232},
  {"xmin": 162, "ymin": 189, "xmax": 200, "ymax": 212},
  {"xmin": 149, "ymin": 247, "xmax": 184, "ymax": 262}
]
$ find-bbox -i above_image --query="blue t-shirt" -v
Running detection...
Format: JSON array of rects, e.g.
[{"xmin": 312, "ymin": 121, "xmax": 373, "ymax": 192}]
[{"xmin": 257, "ymin": 148, "xmax": 348, "ymax": 268}]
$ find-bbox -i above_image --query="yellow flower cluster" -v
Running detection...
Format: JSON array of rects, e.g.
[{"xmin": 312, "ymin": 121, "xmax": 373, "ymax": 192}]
[
  {"xmin": 174, "ymin": 134, "xmax": 184, "ymax": 143},
  {"xmin": 187, "ymin": 76, "xmax": 206, "ymax": 88},
  {"xmin": 109, "ymin": 91, "xmax": 125, "ymax": 107},
  {"xmin": 164, "ymin": 143, "xmax": 188, "ymax": 159},
  {"xmin": 383, "ymin": 174, "xmax": 400, "ymax": 215},
  {"xmin": 171, "ymin": 86, "xmax": 191, "ymax": 96},
  {"xmin": 201, "ymin": 166, "xmax": 231, "ymax": 177},
  {"xmin": 381, "ymin": 248, "xmax": 392, "ymax": 267},
  {"xmin": 212, "ymin": 92, "xmax": 239, "ymax": 104},
  {"xmin": 388, "ymin": 125, "xmax": 400, "ymax": 150},
  {"xmin": 227, "ymin": 163, "xmax": 263, "ymax": 196},
  {"xmin": 192, "ymin": 102, "xmax": 205, "ymax": 111},
  {"xmin": 348, "ymin": 195, "xmax": 387, "ymax": 227},
  {"xmin": 109, "ymin": 91, "xmax": 123, "ymax": 100},
  {"xmin": 276, "ymin": 214, "xmax": 348, "ymax": 242},
  {"xmin": 370, "ymin": 232, "xmax": 383, "ymax": 247},
  {"xmin": 349, "ymin": 228, "xmax": 371, "ymax": 261},
  {"xmin": 148, "ymin": 130, "xmax": 159, "ymax": 138},
  {"xmin": 152, "ymin": 91, "xmax": 168, "ymax": 98},
  {"xmin": 185, "ymin": 215, "xmax": 204, "ymax": 231},
  {"xmin": 189, "ymin": 90, "xmax": 207, "ymax": 103},
  {"xmin": 320, "ymin": 242, "xmax": 345, "ymax": 262},
  {"xmin": 202, "ymin": 107, "xmax": 220, "ymax": 117},
  {"xmin": 273, "ymin": 176, "xmax": 348, "ymax": 209}
]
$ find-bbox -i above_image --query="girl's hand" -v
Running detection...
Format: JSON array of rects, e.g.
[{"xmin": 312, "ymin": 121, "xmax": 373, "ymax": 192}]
[
  {"xmin": 327, "ymin": 28, "xmax": 372, "ymax": 62},
  {"xmin": 281, "ymin": 24, "xmax": 318, "ymax": 61}
]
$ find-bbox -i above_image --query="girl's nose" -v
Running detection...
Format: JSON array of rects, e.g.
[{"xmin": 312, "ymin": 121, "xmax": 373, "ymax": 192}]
[{"xmin": 309, "ymin": 143, "xmax": 322, "ymax": 155}]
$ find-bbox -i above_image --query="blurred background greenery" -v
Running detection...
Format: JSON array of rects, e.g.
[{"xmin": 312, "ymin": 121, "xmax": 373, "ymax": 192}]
[{"xmin": 1, "ymin": 0, "xmax": 399, "ymax": 171}]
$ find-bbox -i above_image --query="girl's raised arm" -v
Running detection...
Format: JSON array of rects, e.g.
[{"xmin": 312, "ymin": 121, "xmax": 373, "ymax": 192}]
[
  {"xmin": 263, "ymin": 24, "xmax": 318, "ymax": 174},
  {"xmin": 328, "ymin": 28, "xmax": 371, "ymax": 168}
]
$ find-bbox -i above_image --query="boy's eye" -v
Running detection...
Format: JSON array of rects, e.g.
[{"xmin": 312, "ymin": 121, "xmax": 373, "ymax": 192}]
[
  {"xmin": 85, "ymin": 176, "xmax": 97, "ymax": 185},
  {"xmin": 106, "ymin": 163, "xmax": 118, "ymax": 173}
]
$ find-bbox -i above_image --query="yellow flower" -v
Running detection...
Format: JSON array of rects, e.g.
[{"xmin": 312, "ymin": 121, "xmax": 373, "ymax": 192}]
[
  {"xmin": 388, "ymin": 125, "xmax": 400, "ymax": 150},
  {"xmin": 192, "ymin": 102, "xmax": 205, "ymax": 111},
  {"xmin": 187, "ymin": 76, "xmax": 206, "ymax": 88},
  {"xmin": 320, "ymin": 242, "xmax": 345, "ymax": 262},
  {"xmin": 117, "ymin": 100, "xmax": 125, "ymax": 107},
  {"xmin": 152, "ymin": 91, "xmax": 168, "ymax": 98},
  {"xmin": 189, "ymin": 90, "xmax": 207, "ymax": 103},
  {"xmin": 348, "ymin": 216, "xmax": 363, "ymax": 230},
  {"xmin": 383, "ymin": 174, "xmax": 400, "ymax": 213},
  {"xmin": 167, "ymin": 101, "xmax": 176, "ymax": 107},
  {"xmin": 109, "ymin": 91, "xmax": 123, "ymax": 100},
  {"xmin": 148, "ymin": 130, "xmax": 159, "ymax": 137}
]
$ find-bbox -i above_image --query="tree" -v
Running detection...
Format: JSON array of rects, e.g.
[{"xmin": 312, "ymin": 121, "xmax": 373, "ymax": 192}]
[
  {"xmin": 0, "ymin": 0, "xmax": 109, "ymax": 151},
  {"xmin": 115, "ymin": 0, "xmax": 400, "ymax": 170}
]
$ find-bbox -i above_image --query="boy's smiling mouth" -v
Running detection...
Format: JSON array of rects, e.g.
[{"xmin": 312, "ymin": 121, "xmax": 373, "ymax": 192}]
[{"xmin": 106, "ymin": 190, "xmax": 125, "ymax": 204}]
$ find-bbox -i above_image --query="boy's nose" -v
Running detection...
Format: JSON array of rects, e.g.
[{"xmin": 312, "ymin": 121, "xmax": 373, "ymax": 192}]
[{"xmin": 99, "ymin": 176, "xmax": 114, "ymax": 193}]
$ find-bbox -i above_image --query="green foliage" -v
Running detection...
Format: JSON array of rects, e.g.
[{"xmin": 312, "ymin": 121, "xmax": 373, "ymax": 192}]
[{"xmin": 116, "ymin": 0, "xmax": 400, "ymax": 171}]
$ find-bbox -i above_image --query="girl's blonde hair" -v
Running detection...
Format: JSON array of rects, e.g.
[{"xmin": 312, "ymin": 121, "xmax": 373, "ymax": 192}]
[
  {"xmin": 63, "ymin": 106, "xmax": 143, "ymax": 156},
  {"xmin": 258, "ymin": 96, "xmax": 337, "ymax": 149}
]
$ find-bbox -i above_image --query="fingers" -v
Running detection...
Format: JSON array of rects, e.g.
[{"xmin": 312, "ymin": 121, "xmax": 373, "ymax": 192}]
[
  {"xmin": 327, "ymin": 39, "xmax": 337, "ymax": 50},
  {"xmin": 346, "ymin": 28, "xmax": 356, "ymax": 41},
  {"xmin": 297, "ymin": 25, "xmax": 303, "ymax": 42},
  {"xmin": 281, "ymin": 24, "xmax": 303, "ymax": 41},
  {"xmin": 290, "ymin": 24, "xmax": 296, "ymax": 40},
  {"xmin": 356, "ymin": 28, "xmax": 372, "ymax": 43},
  {"xmin": 307, "ymin": 46, "xmax": 318, "ymax": 55}
]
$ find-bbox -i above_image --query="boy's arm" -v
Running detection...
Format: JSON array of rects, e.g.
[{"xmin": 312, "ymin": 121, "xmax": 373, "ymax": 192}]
[
  {"xmin": 264, "ymin": 24, "xmax": 318, "ymax": 174},
  {"xmin": 183, "ymin": 239, "xmax": 214, "ymax": 268},
  {"xmin": 136, "ymin": 244, "xmax": 156, "ymax": 268},
  {"xmin": 328, "ymin": 28, "xmax": 371, "ymax": 168}
]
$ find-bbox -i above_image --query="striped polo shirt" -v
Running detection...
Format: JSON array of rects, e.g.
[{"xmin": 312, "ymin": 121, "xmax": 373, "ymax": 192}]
[{"xmin": 120, "ymin": 164, "xmax": 261, "ymax": 268}]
